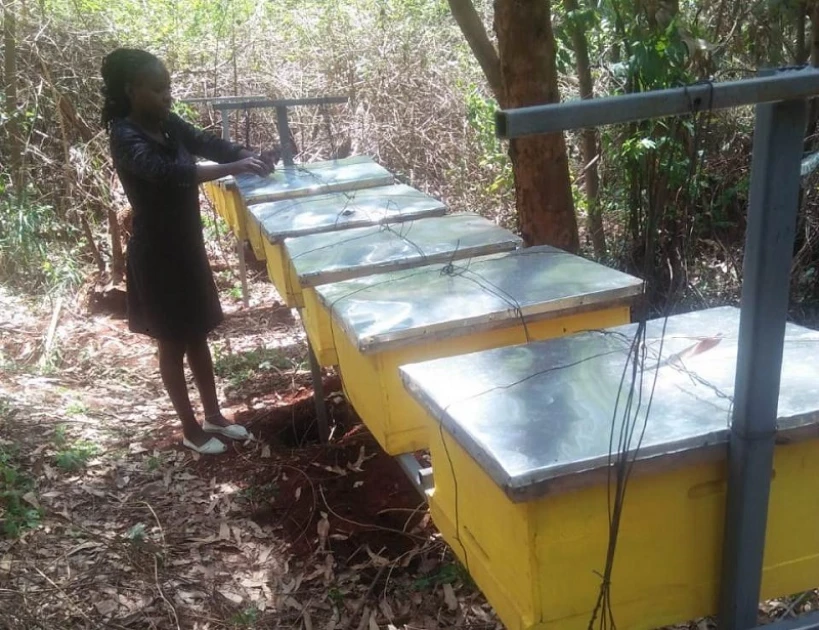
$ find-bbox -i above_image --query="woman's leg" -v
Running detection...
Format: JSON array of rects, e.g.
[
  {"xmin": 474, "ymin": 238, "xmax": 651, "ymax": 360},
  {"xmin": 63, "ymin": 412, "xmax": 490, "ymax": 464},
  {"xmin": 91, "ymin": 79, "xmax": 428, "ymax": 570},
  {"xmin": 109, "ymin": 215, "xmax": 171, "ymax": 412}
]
[
  {"xmin": 186, "ymin": 335, "xmax": 229, "ymax": 427},
  {"xmin": 158, "ymin": 338, "xmax": 210, "ymax": 444}
]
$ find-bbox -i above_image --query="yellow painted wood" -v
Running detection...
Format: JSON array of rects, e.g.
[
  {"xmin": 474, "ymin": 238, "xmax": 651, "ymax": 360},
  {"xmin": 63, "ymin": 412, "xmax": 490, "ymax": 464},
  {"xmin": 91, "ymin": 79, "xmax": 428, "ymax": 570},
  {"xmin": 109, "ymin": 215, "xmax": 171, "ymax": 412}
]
[
  {"xmin": 334, "ymin": 306, "xmax": 631, "ymax": 456},
  {"xmin": 223, "ymin": 187, "xmax": 248, "ymax": 241},
  {"xmin": 215, "ymin": 185, "xmax": 232, "ymax": 227},
  {"xmin": 425, "ymin": 427, "xmax": 819, "ymax": 630},
  {"xmin": 245, "ymin": 212, "xmax": 267, "ymax": 261},
  {"xmin": 301, "ymin": 288, "xmax": 336, "ymax": 365},
  {"xmin": 261, "ymin": 239, "xmax": 298, "ymax": 306},
  {"xmin": 201, "ymin": 181, "xmax": 217, "ymax": 206},
  {"xmin": 286, "ymin": 258, "xmax": 307, "ymax": 309}
]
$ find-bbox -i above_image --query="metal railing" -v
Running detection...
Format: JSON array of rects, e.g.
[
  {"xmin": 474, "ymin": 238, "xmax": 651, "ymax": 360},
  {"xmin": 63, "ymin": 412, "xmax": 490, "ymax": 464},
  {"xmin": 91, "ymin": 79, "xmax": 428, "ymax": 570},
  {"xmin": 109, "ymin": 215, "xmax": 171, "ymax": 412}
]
[{"xmin": 496, "ymin": 66, "xmax": 819, "ymax": 630}]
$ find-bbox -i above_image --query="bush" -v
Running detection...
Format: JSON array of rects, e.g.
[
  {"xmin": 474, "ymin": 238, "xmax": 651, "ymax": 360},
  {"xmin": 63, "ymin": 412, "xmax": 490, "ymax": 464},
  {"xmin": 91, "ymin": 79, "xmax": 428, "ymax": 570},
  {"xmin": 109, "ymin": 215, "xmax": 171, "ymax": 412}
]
[{"xmin": 0, "ymin": 182, "xmax": 85, "ymax": 294}]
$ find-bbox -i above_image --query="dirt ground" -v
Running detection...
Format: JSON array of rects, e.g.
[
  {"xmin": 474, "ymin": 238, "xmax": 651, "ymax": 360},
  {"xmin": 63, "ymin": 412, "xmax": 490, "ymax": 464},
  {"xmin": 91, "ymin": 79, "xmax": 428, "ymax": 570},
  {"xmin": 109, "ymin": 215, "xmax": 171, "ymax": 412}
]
[{"xmin": 0, "ymin": 212, "xmax": 815, "ymax": 629}]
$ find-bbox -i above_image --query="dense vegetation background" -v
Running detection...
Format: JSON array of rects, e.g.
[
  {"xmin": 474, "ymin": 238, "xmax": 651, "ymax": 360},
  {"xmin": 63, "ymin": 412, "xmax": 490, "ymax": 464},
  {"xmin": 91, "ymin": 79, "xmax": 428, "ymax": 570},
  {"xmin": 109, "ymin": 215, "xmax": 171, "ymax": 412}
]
[{"xmin": 3, "ymin": 0, "xmax": 819, "ymax": 318}]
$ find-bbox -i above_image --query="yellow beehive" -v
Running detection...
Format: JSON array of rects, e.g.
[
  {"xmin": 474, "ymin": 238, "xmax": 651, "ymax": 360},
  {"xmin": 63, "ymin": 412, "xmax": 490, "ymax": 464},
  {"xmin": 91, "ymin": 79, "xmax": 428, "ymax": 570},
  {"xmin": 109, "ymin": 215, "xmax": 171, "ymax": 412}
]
[
  {"xmin": 287, "ymin": 213, "xmax": 523, "ymax": 366},
  {"xmin": 249, "ymin": 184, "xmax": 445, "ymax": 306},
  {"xmin": 232, "ymin": 156, "xmax": 393, "ymax": 205},
  {"xmin": 218, "ymin": 181, "xmax": 247, "ymax": 241},
  {"xmin": 319, "ymin": 246, "xmax": 643, "ymax": 455},
  {"xmin": 399, "ymin": 306, "xmax": 819, "ymax": 630},
  {"xmin": 212, "ymin": 156, "xmax": 395, "ymax": 265}
]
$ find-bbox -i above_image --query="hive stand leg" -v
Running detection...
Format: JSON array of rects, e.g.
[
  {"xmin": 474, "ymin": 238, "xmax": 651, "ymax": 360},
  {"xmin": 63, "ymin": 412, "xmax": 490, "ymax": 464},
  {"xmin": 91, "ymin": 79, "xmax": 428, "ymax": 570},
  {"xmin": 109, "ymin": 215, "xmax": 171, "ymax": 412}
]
[
  {"xmin": 306, "ymin": 339, "xmax": 330, "ymax": 444},
  {"xmin": 719, "ymin": 94, "xmax": 807, "ymax": 630},
  {"xmin": 235, "ymin": 234, "xmax": 250, "ymax": 308}
]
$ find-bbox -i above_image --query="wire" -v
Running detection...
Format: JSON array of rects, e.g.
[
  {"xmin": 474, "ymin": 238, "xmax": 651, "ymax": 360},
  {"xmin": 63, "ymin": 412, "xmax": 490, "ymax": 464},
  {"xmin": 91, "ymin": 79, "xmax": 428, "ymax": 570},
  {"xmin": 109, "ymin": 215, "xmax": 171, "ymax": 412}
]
[{"xmin": 587, "ymin": 78, "xmax": 715, "ymax": 630}]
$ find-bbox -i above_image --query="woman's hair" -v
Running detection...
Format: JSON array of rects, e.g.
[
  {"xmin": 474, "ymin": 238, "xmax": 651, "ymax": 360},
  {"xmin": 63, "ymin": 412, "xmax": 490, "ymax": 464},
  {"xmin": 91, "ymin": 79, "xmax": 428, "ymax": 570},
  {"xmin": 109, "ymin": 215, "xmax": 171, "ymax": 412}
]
[{"xmin": 100, "ymin": 48, "xmax": 162, "ymax": 131}]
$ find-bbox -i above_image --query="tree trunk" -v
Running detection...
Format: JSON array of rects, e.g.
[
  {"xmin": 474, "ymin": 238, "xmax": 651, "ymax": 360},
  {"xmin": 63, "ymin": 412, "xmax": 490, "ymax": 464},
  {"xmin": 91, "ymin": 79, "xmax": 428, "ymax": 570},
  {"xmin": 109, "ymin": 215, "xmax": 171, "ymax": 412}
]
[
  {"xmin": 108, "ymin": 207, "xmax": 125, "ymax": 282},
  {"xmin": 447, "ymin": 0, "xmax": 503, "ymax": 99},
  {"xmin": 563, "ymin": 0, "xmax": 606, "ymax": 257},
  {"xmin": 807, "ymin": 4, "xmax": 819, "ymax": 146},
  {"xmin": 3, "ymin": 2, "xmax": 23, "ymax": 194},
  {"xmin": 494, "ymin": 0, "xmax": 579, "ymax": 251},
  {"xmin": 797, "ymin": 1, "xmax": 808, "ymax": 64}
]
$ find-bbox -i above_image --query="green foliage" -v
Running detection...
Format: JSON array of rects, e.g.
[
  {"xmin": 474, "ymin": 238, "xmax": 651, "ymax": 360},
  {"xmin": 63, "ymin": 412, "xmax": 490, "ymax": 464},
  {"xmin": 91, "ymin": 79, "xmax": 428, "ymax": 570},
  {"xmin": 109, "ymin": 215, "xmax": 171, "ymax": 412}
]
[
  {"xmin": 213, "ymin": 347, "xmax": 294, "ymax": 389},
  {"xmin": 145, "ymin": 453, "xmax": 164, "ymax": 472},
  {"xmin": 0, "ymin": 400, "xmax": 42, "ymax": 539},
  {"xmin": 230, "ymin": 606, "xmax": 261, "ymax": 627},
  {"xmin": 127, "ymin": 522, "xmax": 147, "ymax": 543},
  {"xmin": 464, "ymin": 89, "xmax": 511, "ymax": 195},
  {"xmin": 0, "ymin": 449, "xmax": 42, "ymax": 539},
  {"xmin": 64, "ymin": 400, "xmax": 89, "ymax": 416},
  {"xmin": 52, "ymin": 425, "xmax": 100, "ymax": 472},
  {"xmin": 240, "ymin": 481, "xmax": 279, "ymax": 503},
  {"xmin": 0, "ymin": 180, "xmax": 85, "ymax": 295},
  {"xmin": 625, "ymin": 24, "xmax": 689, "ymax": 92},
  {"xmin": 412, "ymin": 561, "xmax": 473, "ymax": 590}
]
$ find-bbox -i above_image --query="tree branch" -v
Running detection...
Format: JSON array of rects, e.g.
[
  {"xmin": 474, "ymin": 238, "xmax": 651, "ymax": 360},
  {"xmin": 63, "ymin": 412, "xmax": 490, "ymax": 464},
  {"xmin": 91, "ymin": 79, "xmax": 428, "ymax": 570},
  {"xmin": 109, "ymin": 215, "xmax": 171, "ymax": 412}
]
[{"xmin": 447, "ymin": 0, "xmax": 503, "ymax": 101}]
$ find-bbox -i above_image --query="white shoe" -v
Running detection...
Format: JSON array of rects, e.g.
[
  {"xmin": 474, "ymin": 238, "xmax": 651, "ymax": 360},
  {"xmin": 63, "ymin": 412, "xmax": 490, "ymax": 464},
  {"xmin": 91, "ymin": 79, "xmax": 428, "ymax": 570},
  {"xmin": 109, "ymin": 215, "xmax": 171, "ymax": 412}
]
[
  {"xmin": 202, "ymin": 419, "xmax": 250, "ymax": 441},
  {"xmin": 182, "ymin": 436, "xmax": 228, "ymax": 454}
]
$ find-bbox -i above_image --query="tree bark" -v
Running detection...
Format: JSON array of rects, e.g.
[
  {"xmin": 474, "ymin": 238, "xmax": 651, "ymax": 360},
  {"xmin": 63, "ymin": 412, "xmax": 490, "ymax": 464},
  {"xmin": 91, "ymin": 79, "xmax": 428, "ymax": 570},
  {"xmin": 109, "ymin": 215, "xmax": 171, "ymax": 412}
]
[
  {"xmin": 563, "ymin": 0, "xmax": 605, "ymax": 257},
  {"xmin": 494, "ymin": 0, "xmax": 579, "ymax": 251},
  {"xmin": 447, "ymin": 0, "xmax": 503, "ymax": 99},
  {"xmin": 797, "ymin": 0, "xmax": 808, "ymax": 64},
  {"xmin": 807, "ymin": 4, "xmax": 819, "ymax": 146},
  {"xmin": 3, "ymin": 2, "xmax": 23, "ymax": 194}
]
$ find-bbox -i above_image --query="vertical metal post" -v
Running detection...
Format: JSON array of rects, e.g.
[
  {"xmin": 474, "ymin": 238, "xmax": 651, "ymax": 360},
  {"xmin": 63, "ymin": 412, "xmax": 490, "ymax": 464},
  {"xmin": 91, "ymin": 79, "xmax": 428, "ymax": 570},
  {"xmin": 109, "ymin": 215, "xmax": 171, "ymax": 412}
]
[
  {"xmin": 220, "ymin": 108, "xmax": 230, "ymax": 141},
  {"xmin": 276, "ymin": 105, "xmax": 295, "ymax": 166},
  {"xmin": 235, "ymin": 235, "xmax": 250, "ymax": 308},
  {"xmin": 719, "ymin": 94, "xmax": 806, "ymax": 629},
  {"xmin": 306, "ymin": 337, "xmax": 330, "ymax": 444}
]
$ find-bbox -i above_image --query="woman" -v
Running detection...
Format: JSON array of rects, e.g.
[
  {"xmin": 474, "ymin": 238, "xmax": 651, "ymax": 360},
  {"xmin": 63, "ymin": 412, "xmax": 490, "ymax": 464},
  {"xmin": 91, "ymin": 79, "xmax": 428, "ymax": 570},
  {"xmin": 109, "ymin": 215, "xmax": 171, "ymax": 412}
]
[{"xmin": 102, "ymin": 47, "xmax": 276, "ymax": 454}]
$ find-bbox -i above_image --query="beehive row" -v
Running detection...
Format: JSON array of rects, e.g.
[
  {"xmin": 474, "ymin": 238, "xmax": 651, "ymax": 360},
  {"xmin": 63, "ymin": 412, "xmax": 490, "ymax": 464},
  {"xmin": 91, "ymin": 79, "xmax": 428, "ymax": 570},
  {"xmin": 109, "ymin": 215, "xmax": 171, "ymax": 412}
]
[{"xmin": 203, "ymin": 156, "xmax": 819, "ymax": 630}]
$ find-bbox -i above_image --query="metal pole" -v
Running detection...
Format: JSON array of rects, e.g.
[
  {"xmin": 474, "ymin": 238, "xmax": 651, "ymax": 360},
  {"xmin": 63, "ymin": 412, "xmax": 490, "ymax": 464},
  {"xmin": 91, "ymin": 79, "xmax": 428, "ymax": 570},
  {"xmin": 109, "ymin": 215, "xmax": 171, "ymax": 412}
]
[
  {"xmin": 495, "ymin": 67, "xmax": 819, "ymax": 139},
  {"xmin": 220, "ymin": 108, "xmax": 230, "ymax": 141},
  {"xmin": 185, "ymin": 95, "xmax": 348, "ymax": 111},
  {"xmin": 235, "ymin": 235, "xmax": 250, "ymax": 308},
  {"xmin": 276, "ymin": 105, "xmax": 294, "ymax": 167},
  {"xmin": 758, "ymin": 612, "xmax": 819, "ymax": 630},
  {"xmin": 718, "ymin": 95, "xmax": 807, "ymax": 629},
  {"xmin": 305, "ymin": 340, "xmax": 330, "ymax": 443}
]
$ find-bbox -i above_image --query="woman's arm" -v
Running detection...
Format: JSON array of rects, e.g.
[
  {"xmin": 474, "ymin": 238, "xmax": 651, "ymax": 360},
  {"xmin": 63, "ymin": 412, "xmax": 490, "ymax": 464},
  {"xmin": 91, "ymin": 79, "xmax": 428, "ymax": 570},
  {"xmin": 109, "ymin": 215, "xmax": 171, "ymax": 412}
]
[
  {"xmin": 112, "ymin": 122, "xmax": 199, "ymax": 186},
  {"xmin": 196, "ymin": 158, "xmax": 268, "ymax": 183},
  {"xmin": 171, "ymin": 114, "xmax": 259, "ymax": 164},
  {"xmin": 170, "ymin": 115, "xmax": 274, "ymax": 179},
  {"xmin": 111, "ymin": 122, "xmax": 269, "ymax": 185}
]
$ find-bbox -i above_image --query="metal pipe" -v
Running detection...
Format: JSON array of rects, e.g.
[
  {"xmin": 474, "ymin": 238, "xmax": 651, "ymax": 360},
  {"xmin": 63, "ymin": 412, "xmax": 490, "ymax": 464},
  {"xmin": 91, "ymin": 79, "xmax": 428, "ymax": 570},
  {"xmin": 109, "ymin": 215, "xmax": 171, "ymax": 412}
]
[
  {"xmin": 276, "ymin": 105, "xmax": 294, "ymax": 167},
  {"xmin": 495, "ymin": 66, "xmax": 819, "ymax": 138},
  {"xmin": 718, "ymin": 97, "xmax": 807, "ymax": 630},
  {"xmin": 752, "ymin": 612, "xmax": 819, "ymax": 630},
  {"xmin": 305, "ymin": 340, "xmax": 330, "ymax": 444},
  {"xmin": 419, "ymin": 466, "xmax": 434, "ymax": 494},
  {"xmin": 184, "ymin": 94, "xmax": 267, "ymax": 105},
  {"xmin": 183, "ymin": 95, "xmax": 349, "ymax": 111},
  {"xmin": 219, "ymin": 108, "xmax": 230, "ymax": 141},
  {"xmin": 396, "ymin": 453, "xmax": 429, "ymax": 500}
]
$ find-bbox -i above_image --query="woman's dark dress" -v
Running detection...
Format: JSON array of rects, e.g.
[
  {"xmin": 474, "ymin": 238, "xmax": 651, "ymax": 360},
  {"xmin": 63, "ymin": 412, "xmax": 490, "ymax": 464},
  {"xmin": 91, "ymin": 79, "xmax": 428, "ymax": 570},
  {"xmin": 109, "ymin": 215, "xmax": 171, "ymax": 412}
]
[{"xmin": 110, "ymin": 113, "xmax": 244, "ymax": 341}]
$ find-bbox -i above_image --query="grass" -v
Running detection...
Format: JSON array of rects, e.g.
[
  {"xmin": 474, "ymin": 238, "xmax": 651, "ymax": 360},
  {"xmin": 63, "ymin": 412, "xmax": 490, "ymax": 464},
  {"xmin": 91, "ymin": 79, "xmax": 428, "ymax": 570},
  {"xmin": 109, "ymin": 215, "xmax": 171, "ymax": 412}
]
[
  {"xmin": 0, "ymin": 397, "xmax": 42, "ymax": 538},
  {"xmin": 0, "ymin": 445, "xmax": 42, "ymax": 538},
  {"xmin": 230, "ymin": 606, "xmax": 261, "ymax": 628},
  {"xmin": 64, "ymin": 400, "xmax": 88, "ymax": 415},
  {"xmin": 213, "ymin": 347, "xmax": 294, "ymax": 389},
  {"xmin": 145, "ymin": 453, "xmax": 163, "ymax": 472},
  {"xmin": 240, "ymin": 481, "xmax": 279, "ymax": 503},
  {"xmin": 412, "ymin": 561, "xmax": 474, "ymax": 590},
  {"xmin": 52, "ymin": 424, "xmax": 100, "ymax": 472}
]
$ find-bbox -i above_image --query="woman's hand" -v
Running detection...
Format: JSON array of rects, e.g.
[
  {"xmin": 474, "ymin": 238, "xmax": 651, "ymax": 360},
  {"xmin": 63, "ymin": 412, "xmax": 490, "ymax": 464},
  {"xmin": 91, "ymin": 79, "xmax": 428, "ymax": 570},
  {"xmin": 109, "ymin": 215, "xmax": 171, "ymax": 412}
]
[
  {"xmin": 232, "ymin": 156, "xmax": 271, "ymax": 177},
  {"xmin": 259, "ymin": 147, "xmax": 281, "ymax": 170}
]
